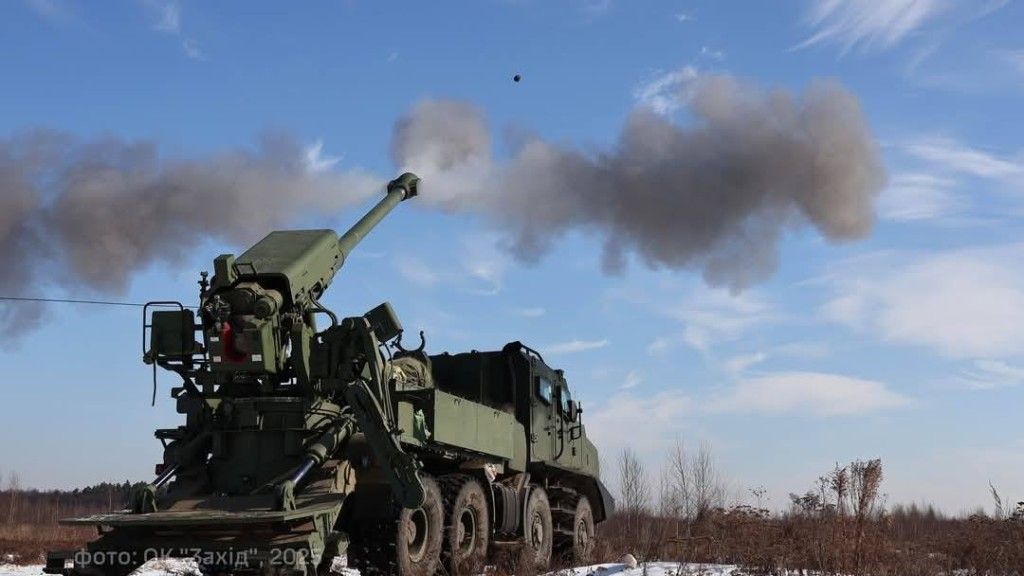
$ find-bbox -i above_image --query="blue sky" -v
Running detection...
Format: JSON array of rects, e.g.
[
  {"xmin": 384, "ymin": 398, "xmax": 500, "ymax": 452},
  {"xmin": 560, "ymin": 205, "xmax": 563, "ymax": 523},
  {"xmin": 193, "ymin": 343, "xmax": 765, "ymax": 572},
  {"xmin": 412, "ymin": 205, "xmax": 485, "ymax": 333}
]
[{"xmin": 1, "ymin": 0, "xmax": 1022, "ymax": 514}]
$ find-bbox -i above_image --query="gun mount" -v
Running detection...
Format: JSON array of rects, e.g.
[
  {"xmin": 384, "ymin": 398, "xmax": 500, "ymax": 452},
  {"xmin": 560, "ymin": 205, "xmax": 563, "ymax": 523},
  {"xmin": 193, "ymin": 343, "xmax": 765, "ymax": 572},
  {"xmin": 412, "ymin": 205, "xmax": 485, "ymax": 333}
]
[{"xmin": 47, "ymin": 172, "xmax": 612, "ymax": 576}]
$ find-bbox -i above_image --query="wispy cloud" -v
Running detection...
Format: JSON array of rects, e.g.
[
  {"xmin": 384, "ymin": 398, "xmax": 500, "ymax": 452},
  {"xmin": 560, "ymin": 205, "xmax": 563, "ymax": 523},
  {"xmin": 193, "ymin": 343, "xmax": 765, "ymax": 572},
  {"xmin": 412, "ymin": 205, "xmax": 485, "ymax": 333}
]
[
  {"xmin": 905, "ymin": 137, "xmax": 1023, "ymax": 179},
  {"xmin": 513, "ymin": 307, "xmax": 546, "ymax": 318},
  {"xmin": 460, "ymin": 238, "xmax": 506, "ymax": 295},
  {"xmin": 395, "ymin": 257, "xmax": 441, "ymax": 288},
  {"xmin": 699, "ymin": 46, "xmax": 726, "ymax": 61},
  {"xmin": 796, "ymin": 0, "xmax": 948, "ymax": 54},
  {"xmin": 304, "ymin": 140, "xmax": 342, "ymax": 173},
  {"xmin": 545, "ymin": 338, "xmax": 610, "ymax": 355},
  {"xmin": 674, "ymin": 12, "xmax": 693, "ymax": 23},
  {"xmin": 958, "ymin": 359, "xmax": 1024, "ymax": 390},
  {"xmin": 148, "ymin": 0, "xmax": 203, "ymax": 60},
  {"xmin": 724, "ymin": 352, "xmax": 768, "ymax": 376},
  {"xmin": 821, "ymin": 246, "xmax": 1024, "ymax": 358},
  {"xmin": 663, "ymin": 287, "xmax": 775, "ymax": 355},
  {"xmin": 182, "ymin": 38, "xmax": 202, "ymax": 59},
  {"xmin": 153, "ymin": 1, "xmax": 180, "ymax": 33},
  {"xmin": 708, "ymin": 371, "xmax": 911, "ymax": 416},
  {"xmin": 394, "ymin": 237, "xmax": 509, "ymax": 295},
  {"xmin": 632, "ymin": 66, "xmax": 699, "ymax": 115},
  {"xmin": 647, "ymin": 335, "xmax": 676, "ymax": 356},
  {"xmin": 877, "ymin": 172, "xmax": 963, "ymax": 222},
  {"xmin": 880, "ymin": 136, "xmax": 1024, "ymax": 223},
  {"xmin": 622, "ymin": 369, "xmax": 643, "ymax": 390}
]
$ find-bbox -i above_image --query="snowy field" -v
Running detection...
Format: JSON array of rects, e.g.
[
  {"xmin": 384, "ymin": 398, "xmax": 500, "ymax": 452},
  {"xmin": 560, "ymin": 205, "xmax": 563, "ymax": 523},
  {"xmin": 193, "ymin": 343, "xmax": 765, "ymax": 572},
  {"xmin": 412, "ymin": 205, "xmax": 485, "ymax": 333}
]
[
  {"xmin": 0, "ymin": 561, "xmax": 746, "ymax": 576},
  {"xmin": 0, "ymin": 560, "xmax": 745, "ymax": 576},
  {"xmin": 547, "ymin": 563, "xmax": 742, "ymax": 575}
]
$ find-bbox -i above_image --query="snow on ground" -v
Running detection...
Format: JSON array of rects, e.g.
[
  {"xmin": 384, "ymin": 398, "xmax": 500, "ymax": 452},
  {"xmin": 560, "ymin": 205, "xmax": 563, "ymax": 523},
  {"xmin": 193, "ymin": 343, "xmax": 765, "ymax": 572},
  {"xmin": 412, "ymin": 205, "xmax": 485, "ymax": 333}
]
[
  {"xmin": 0, "ymin": 560, "xmax": 742, "ymax": 576},
  {"xmin": 0, "ymin": 565, "xmax": 46, "ymax": 576},
  {"xmin": 546, "ymin": 564, "xmax": 743, "ymax": 576}
]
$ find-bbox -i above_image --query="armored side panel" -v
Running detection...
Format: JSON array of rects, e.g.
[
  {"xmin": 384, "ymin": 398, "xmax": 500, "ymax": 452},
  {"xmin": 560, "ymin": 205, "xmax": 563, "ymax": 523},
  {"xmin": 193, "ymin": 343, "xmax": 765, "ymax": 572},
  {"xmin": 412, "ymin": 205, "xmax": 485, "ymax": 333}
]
[{"xmin": 393, "ymin": 390, "xmax": 527, "ymax": 471}]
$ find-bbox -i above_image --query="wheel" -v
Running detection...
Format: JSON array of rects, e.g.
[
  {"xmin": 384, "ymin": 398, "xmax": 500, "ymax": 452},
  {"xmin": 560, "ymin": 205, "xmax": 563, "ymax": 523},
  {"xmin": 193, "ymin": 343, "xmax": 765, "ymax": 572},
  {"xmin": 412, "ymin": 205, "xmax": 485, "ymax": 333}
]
[
  {"xmin": 569, "ymin": 497, "xmax": 595, "ymax": 563},
  {"xmin": 347, "ymin": 476, "xmax": 444, "ymax": 576},
  {"xmin": 440, "ymin": 474, "xmax": 490, "ymax": 574},
  {"xmin": 551, "ymin": 488, "xmax": 596, "ymax": 564},
  {"xmin": 522, "ymin": 486, "xmax": 553, "ymax": 571},
  {"xmin": 396, "ymin": 476, "xmax": 444, "ymax": 576}
]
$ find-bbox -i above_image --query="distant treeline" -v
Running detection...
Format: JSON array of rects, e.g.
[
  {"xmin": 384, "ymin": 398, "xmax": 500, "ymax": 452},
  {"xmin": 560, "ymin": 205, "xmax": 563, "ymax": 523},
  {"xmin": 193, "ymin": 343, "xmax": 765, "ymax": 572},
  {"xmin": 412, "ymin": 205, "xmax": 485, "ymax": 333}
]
[
  {"xmin": 0, "ymin": 474, "xmax": 144, "ymax": 563},
  {"xmin": 0, "ymin": 476, "xmax": 144, "ymax": 525}
]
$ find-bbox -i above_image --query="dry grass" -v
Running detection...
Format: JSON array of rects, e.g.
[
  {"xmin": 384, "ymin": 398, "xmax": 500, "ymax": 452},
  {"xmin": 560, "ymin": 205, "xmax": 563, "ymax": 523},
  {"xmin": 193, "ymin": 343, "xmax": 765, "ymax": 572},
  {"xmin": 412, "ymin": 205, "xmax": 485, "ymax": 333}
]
[
  {"xmin": 596, "ymin": 503, "xmax": 1024, "ymax": 575},
  {"xmin": 4, "ymin": 463, "xmax": 1024, "ymax": 575},
  {"xmin": 596, "ymin": 451, "xmax": 1024, "ymax": 576}
]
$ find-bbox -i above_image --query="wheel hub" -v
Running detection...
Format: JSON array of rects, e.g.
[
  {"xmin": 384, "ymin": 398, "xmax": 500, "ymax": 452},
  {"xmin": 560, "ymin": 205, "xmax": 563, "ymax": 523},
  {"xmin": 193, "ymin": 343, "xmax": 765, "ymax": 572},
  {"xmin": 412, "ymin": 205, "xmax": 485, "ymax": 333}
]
[
  {"xmin": 530, "ymin": 512, "xmax": 544, "ymax": 547},
  {"xmin": 576, "ymin": 517, "xmax": 591, "ymax": 548},
  {"xmin": 457, "ymin": 507, "xmax": 477, "ymax": 554},
  {"xmin": 406, "ymin": 507, "xmax": 429, "ymax": 561}
]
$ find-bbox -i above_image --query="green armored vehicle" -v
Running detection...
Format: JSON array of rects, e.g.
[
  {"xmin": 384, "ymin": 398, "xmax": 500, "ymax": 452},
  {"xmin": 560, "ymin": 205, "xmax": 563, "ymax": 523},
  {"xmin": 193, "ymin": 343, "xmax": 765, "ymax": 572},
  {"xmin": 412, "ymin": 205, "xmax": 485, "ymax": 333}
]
[{"xmin": 45, "ymin": 173, "xmax": 613, "ymax": 576}]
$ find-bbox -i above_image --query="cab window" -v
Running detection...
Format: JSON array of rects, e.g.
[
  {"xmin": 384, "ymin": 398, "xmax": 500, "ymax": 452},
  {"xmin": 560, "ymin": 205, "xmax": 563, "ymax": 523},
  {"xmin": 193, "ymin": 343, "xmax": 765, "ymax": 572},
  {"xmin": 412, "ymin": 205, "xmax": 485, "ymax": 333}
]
[
  {"xmin": 560, "ymin": 385, "xmax": 572, "ymax": 416},
  {"xmin": 537, "ymin": 377, "xmax": 553, "ymax": 404}
]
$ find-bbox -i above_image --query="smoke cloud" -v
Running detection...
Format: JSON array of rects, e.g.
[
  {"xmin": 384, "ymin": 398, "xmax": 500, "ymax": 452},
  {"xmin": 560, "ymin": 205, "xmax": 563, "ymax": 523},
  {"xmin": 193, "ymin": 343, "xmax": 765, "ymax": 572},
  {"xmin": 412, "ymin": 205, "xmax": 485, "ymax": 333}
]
[
  {"xmin": 392, "ymin": 73, "xmax": 885, "ymax": 288},
  {"xmin": 0, "ymin": 130, "xmax": 379, "ymax": 334},
  {"xmin": 0, "ymin": 71, "xmax": 885, "ymax": 337}
]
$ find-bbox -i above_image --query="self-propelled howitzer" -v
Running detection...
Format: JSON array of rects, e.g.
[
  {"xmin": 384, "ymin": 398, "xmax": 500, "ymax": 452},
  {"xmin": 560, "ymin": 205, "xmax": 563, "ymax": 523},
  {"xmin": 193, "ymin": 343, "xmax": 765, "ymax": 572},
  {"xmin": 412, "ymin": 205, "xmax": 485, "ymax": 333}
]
[{"xmin": 47, "ymin": 172, "xmax": 613, "ymax": 576}]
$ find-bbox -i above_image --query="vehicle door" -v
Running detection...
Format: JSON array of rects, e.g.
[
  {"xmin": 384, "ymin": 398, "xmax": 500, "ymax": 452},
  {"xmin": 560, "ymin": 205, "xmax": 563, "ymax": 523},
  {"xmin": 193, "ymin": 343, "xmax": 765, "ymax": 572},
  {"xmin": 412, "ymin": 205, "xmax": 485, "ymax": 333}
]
[{"xmin": 529, "ymin": 359, "xmax": 559, "ymax": 463}]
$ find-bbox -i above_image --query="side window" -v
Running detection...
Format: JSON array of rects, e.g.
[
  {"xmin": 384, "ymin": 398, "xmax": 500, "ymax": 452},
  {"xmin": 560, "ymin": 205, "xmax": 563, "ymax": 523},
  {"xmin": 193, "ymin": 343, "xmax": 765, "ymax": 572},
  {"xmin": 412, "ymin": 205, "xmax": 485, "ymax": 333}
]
[
  {"xmin": 537, "ymin": 376, "xmax": 553, "ymax": 404},
  {"xmin": 560, "ymin": 385, "xmax": 572, "ymax": 417}
]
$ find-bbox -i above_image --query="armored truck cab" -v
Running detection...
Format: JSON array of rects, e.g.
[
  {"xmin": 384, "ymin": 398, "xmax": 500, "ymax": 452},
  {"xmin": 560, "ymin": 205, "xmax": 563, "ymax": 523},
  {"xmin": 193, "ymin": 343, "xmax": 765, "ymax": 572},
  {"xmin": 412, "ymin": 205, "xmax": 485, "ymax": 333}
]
[{"xmin": 422, "ymin": 343, "xmax": 605, "ymax": 488}]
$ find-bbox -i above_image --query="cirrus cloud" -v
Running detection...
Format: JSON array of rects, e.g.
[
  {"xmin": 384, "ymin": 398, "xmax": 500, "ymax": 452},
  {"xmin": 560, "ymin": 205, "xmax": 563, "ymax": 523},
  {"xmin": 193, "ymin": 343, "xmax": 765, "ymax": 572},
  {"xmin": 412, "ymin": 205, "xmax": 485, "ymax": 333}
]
[
  {"xmin": 545, "ymin": 338, "xmax": 610, "ymax": 355},
  {"xmin": 707, "ymin": 371, "xmax": 911, "ymax": 416}
]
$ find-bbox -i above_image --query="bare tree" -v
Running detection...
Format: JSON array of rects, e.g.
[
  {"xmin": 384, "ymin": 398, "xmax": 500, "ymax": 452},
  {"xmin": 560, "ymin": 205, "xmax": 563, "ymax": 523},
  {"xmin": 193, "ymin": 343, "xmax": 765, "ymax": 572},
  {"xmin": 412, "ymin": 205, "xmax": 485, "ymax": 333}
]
[
  {"xmin": 616, "ymin": 448, "xmax": 657, "ymax": 560},
  {"xmin": 690, "ymin": 441, "xmax": 725, "ymax": 520},
  {"xmin": 666, "ymin": 440, "xmax": 692, "ymax": 522},
  {"xmin": 830, "ymin": 464, "xmax": 849, "ymax": 517},
  {"xmin": 657, "ymin": 465, "xmax": 674, "ymax": 518},
  {"xmin": 618, "ymin": 447, "xmax": 650, "ymax": 516},
  {"xmin": 848, "ymin": 459, "xmax": 883, "ymax": 572},
  {"xmin": 7, "ymin": 471, "xmax": 21, "ymax": 524}
]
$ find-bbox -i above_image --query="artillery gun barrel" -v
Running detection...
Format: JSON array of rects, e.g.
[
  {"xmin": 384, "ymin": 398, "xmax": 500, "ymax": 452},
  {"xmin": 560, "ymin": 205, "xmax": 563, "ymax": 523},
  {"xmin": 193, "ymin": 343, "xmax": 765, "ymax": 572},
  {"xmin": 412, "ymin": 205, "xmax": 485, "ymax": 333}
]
[{"xmin": 337, "ymin": 172, "xmax": 419, "ymax": 260}]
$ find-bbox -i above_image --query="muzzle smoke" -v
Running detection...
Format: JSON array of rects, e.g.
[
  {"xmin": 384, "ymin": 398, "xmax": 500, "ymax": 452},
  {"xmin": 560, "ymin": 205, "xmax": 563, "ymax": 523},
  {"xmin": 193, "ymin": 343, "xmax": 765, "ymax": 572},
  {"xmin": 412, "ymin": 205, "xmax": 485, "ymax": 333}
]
[
  {"xmin": 0, "ymin": 72, "xmax": 884, "ymax": 337},
  {"xmin": 0, "ymin": 130, "xmax": 378, "ymax": 334},
  {"xmin": 393, "ymin": 73, "xmax": 885, "ymax": 288}
]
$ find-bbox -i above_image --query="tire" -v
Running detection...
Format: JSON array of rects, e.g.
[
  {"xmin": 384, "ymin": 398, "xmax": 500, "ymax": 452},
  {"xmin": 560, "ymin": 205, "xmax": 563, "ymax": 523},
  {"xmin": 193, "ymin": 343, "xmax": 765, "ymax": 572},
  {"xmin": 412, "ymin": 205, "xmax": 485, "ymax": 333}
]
[
  {"xmin": 569, "ymin": 496, "xmax": 596, "ymax": 563},
  {"xmin": 440, "ymin": 474, "xmax": 490, "ymax": 575},
  {"xmin": 396, "ymin": 476, "xmax": 445, "ymax": 576},
  {"xmin": 551, "ymin": 488, "xmax": 596, "ymax": 564},
  {"xmin": 348, "ymin": 476, "xmax": 444, "ymax": 576},
  {"xmin": 522, "ymin": 486, "xmax": 553, "ymax": 571}
]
